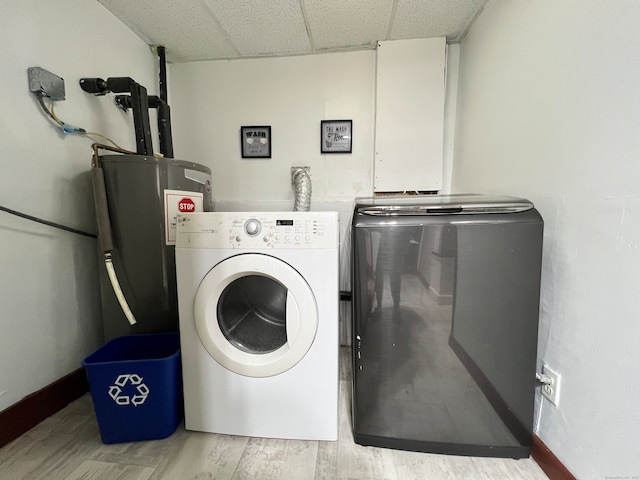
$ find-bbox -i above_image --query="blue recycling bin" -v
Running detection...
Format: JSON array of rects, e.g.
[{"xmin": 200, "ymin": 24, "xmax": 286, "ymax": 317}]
[{"xmin": 82, "ymin": 332, "xmax": 183, "ymax": 444}]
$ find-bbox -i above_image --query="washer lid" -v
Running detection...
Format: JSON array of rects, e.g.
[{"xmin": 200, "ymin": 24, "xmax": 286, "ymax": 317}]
[
  {"xmin": 193, "ymin": 253, "xmax": 318, "ymax": 378},
  {"xmin": 355, "ymin": 194, "xmax": 533, "ymax": 216}
]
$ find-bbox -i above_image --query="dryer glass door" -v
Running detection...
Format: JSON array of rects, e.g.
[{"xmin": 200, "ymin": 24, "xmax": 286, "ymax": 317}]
[
  {"xmin": 194, "ymin": 253, "xmax": 318, "ymax": 378},
  {"xmin": 217, "ymin": 275, "xmax": 287, "ymax": 354}
]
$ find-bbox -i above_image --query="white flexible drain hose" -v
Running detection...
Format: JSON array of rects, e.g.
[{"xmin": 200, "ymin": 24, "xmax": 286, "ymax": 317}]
[
  {"xmin": 92, "ymin": 165, "xmax": 137, "ymax": 326},
  {"xmin": 292, "ymin": 168, "xmax": 312, "ymax": 212},
  {"xmin": 105, "ymin": 254, "xmax": 137, "ymax": 325}
]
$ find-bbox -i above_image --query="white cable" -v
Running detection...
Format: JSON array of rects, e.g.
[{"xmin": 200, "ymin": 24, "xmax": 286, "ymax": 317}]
[
  {"xmin": 534, "ymin": 372, "xmax": 550, "ymax": 433},
  {"xmin": 534, "ymin": 395, "xmax": 544, "ymax": 433},
  {"xmin": 104, "ymin": 255, "xmax": 137, "ymax": 325},
  {"xmin": 536, "ymin": 372, "xmax": 553, "ymax": 385}
]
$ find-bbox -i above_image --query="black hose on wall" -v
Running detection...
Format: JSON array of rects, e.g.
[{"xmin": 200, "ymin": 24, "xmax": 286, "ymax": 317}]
[{"xmin": 0, "ymin": 205, "xmax": 97, "ymax": 239}]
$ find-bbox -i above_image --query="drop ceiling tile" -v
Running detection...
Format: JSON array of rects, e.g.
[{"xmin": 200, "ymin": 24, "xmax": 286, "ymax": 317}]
[
  {"xmin": 202, "ymin": 0, "xmax": 312, "ymax": 57},
  {"xmin": 98, "ymin": 0, "xmax": 489, "ymax": 62},
  {"xmin": 390, "ymin": 0, "xmax": 488, "ymax": 40},
  {"xmin": 98, "ymin": 0, "xmax": 239, "ymax": 62},
  {"xmin": 303, "ymin": 0, "xmax": 393, "ymax": 50}
]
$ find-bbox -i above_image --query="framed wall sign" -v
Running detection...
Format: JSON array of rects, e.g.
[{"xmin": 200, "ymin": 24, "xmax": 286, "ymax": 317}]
[
  {"xmin": 321, "ymin": 120, "xmax": 352, "ymax": 154},
  {"xmin": 241, "ymin": 125, "xmax": 271, "ymax": 158}
]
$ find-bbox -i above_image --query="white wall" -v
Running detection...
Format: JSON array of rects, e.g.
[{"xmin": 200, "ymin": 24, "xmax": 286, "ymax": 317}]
[
  {"xmin": 453, "ymin": 1, "xmax": 640, "ymax": 477},
  {"xmin": 0, "ymin": 1, "xmax": 160, "ymax": 411},
  {"xmin": 441, "ymin": 43, "xmax": 460, "ymax": 195},
  {"xmin": 169, "ymin": 52, "xmax": 376, "ymax": 344},
  {"xmin": 169, "ymin": 51, "xmax": 376, "ymax": 206}
]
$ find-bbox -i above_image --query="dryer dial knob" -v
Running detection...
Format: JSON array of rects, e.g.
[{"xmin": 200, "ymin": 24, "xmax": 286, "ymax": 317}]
[{"xmin": 244, "ymin": 219, "xmax": 261, "ymax": 236}]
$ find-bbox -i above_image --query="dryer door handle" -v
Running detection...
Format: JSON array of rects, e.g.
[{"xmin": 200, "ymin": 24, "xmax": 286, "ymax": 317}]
[{"xmin": 285, "ymin": 291, "xmax": 300, "ymax": 346}]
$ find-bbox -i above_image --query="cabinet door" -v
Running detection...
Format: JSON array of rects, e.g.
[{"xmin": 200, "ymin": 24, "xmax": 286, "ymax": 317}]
[{"xmin": 374, "ymin": 37, "xmax": 446, "ymax": 192}]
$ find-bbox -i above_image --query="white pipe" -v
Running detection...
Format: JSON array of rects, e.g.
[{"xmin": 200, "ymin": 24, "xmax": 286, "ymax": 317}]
[{"xmin": 104, "ymin": 255, "xmax": 137, "ymax": 325}]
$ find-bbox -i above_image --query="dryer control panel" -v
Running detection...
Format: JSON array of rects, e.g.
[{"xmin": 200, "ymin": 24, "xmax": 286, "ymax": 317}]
[{"xmin": 176, "ymin": 212, "xmax": 339, "ymax": 250}]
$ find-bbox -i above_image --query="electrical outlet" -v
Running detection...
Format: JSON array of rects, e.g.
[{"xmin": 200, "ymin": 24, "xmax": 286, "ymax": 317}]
[
  {"xmin": 541, "ymin": 364, "xmax": 561, "ymax": 407},
  {"xmin": 28, "ymin": 67, "xmax": 65, "ymax": 100}
]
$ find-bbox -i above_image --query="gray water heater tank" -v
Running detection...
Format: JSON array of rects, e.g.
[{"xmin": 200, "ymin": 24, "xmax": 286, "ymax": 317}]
[{"xmin": 98, "ymin": 154, "xmax": 213, "ymax": 341}]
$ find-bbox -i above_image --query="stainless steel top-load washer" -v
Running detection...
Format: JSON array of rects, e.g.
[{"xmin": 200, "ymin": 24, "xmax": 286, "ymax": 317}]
[{"xmin": 351, "ymin": 194, "xmax": 543, "ymax": 459}]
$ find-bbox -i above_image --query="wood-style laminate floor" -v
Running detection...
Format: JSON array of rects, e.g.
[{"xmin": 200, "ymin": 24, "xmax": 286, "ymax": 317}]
[{"xmin": 0, "ymin": 348, "xmax": 549, "ymax": 480}]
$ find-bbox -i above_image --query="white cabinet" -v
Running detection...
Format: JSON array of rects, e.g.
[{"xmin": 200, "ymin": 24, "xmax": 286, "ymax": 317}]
[{"xmin": 374, "ymin": 37, "xmax": 446, "ymax": 192}]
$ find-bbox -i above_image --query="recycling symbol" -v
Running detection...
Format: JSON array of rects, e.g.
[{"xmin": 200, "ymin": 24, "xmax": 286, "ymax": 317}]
[{"xmin": 108, "ymin": 374, "xmax": 149, "ymax": 406}]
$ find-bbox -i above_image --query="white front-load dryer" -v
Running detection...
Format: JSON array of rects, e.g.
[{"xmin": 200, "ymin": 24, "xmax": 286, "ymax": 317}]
[{"xmin": 175, "ymin": 211, "xmax": 339, "ymax": 440}]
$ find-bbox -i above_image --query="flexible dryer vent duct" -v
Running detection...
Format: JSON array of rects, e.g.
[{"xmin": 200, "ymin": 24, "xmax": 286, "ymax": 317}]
[{"xmin": 291, "ymin": 167, "xmax": 312, "ymax": 212}]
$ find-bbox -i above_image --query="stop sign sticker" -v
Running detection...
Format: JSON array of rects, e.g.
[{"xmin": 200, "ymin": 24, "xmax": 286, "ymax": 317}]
[
  {"xmin": 164, "ymin": 190, "xmax": 204, "ymax": 245},
  {"xmin": 178, "ymin": 198, "xmax": 196, "ymax": 213}
]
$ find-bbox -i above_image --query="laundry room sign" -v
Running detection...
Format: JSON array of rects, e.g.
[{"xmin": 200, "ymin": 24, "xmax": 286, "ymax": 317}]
[{"xmin": 164, "ymin": 189, "xmax": 204, "ymax": 245}]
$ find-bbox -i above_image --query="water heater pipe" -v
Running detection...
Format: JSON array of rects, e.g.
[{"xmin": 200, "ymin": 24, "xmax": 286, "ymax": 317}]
[
  {"xmin": 80, "ymin": 77, "xmax": 154, "ymax": 156},
  {"xmin": 156, "ymin": 45, "xmax": 168, "ymax": 104},
  {"xmin": 114, "ymin": 94, "xmax": 173, "ymax": 158},
  {"xmin": 90, "ymin": 143, "xmax": 137, "ymax": 326}
]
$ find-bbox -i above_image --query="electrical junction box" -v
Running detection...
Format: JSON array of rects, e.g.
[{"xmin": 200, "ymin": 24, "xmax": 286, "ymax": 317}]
[{"xmin": 28, "ymin": 67, "xmax": 65, "ymax": 100}]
